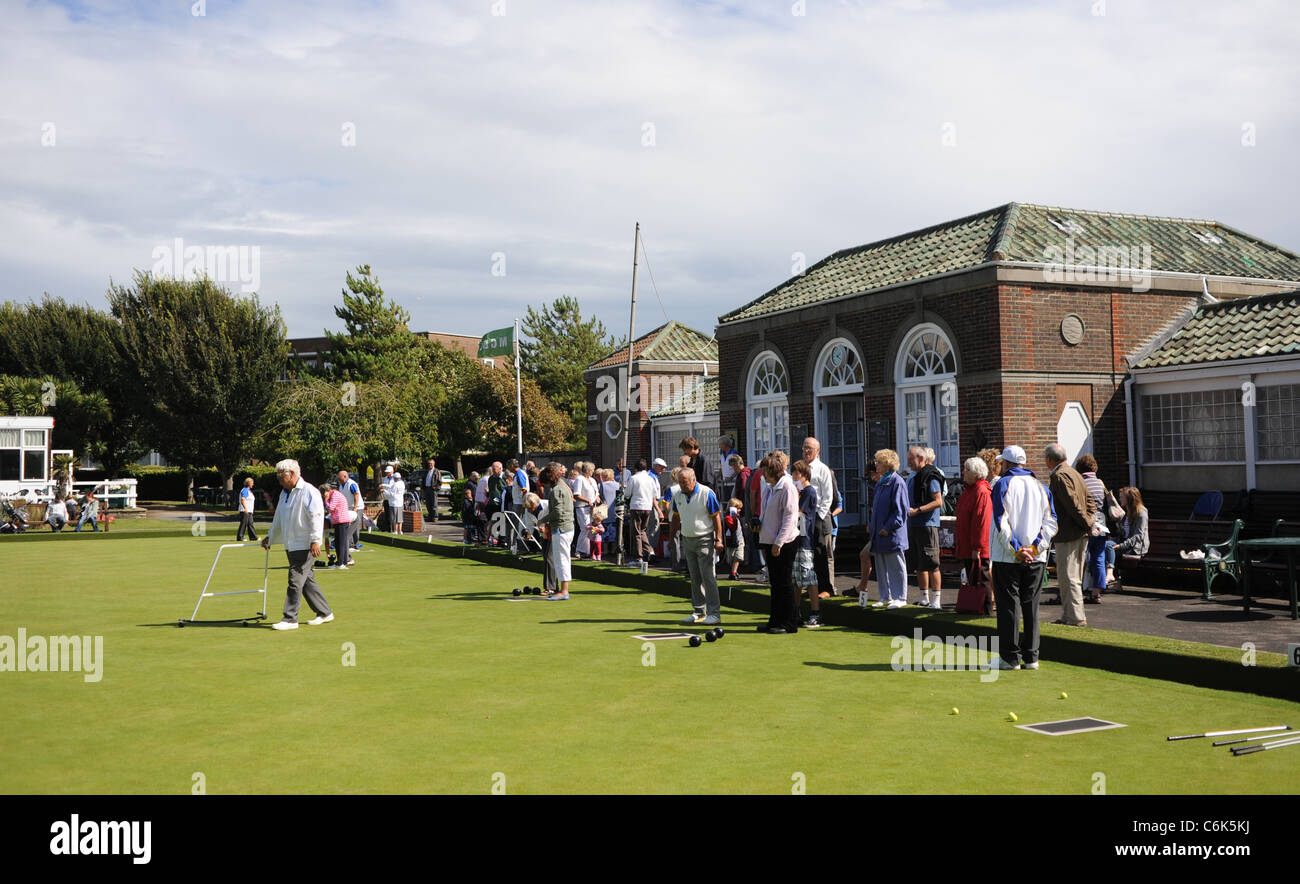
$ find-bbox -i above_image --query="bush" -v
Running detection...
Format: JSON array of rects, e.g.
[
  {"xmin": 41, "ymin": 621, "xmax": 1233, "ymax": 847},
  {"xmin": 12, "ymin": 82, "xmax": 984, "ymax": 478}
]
[{"xmin": 76, "ymin": 465, "xmax": 280, "ymax": 503}]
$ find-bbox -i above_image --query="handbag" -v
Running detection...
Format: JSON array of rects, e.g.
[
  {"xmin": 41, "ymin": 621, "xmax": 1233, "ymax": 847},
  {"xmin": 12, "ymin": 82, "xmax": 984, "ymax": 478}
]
[
  {"xmin": 955, "ymin": 555, "xmax": 993, "ymax": 615},
  {"xmin": 1105, "ymin": 490, "xmax": 1124, "ymax": 523}
]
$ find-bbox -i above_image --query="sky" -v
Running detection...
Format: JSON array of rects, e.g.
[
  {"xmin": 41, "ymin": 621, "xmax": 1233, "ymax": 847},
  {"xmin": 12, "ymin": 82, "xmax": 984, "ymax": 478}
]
[{"xmin": 3, "ymin": 0, "xmax": 1298, "ymax": 341}]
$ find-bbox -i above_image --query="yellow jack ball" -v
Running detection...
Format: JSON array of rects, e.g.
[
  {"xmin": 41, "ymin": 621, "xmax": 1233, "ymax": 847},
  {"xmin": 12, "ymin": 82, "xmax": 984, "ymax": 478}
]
[
  {"xmin": 1060, "ymin": 692, "xmax": 1068, "ymax": 699},
  {"xmin": 951, "ymin": 707, "xmax": 959, "ymax": 715},
  {"xmin": 1008, "ymin": 712, "xmax": 1018, "ymax": 721}
]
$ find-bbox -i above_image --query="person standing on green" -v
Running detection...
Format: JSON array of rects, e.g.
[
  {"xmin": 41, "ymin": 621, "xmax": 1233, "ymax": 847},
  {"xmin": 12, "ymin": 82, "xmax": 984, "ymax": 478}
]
[{"xmin": 539, "ymin": 462, "xmax": 575, "ymax": 600}]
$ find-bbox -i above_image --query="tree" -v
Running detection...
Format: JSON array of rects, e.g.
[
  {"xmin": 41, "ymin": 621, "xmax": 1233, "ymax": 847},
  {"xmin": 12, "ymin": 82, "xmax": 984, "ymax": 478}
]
[
  {"xmin": 0, "ymin": 296, "xmax": 149, "ymax": 472},
  {"xmin": 0, "ymin": 375, "xmax": 112, "ymax": 454},
  {"xmin": 323, "ymin": 265, "xmax": 420, "ymax": 383},
  {"xmin": 519, "ymin": 296, "xmax": 619, "ymax": 446},
  {"xmin": 417, "ymin": 338, "xmax": 570, "ymax": 468},
  {"xmin": 109, "ymin": 272, "xmax": 288, "ymax": 497},
  {"xmin": 256, "ymin": 374, "xmax": 447, "ymax": 480}
]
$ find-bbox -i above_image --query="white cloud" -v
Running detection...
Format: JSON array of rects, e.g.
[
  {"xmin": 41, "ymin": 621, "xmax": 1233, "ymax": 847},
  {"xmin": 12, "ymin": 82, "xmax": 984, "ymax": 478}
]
[{"xmin": 2, "ymin": 0, "xmax": 1297, "ymax": 337}]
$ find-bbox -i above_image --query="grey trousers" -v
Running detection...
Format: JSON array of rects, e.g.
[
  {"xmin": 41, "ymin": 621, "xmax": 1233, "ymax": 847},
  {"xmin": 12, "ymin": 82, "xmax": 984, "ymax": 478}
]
[
  {"xmin": 683, "ymin": 534, "xmax": 721, "ymax": 618},
  {"xmin": 283, "ymin": 549, "xmax": 332, "ymax": 623}
]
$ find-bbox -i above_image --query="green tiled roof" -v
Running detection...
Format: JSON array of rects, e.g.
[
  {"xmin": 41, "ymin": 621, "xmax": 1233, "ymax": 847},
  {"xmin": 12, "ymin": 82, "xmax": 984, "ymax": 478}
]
[
  {"xmin": 589, "ymin": 320, "xmax": 717, "ymax": 370},
  {"xmin": 652, "ymin": 375, "xmax": 719, "ymax": 418},
  {"xmin": 720, "ymin": 203, "xmax": 1300, "ymax": 324},
  {"xmin": 1134, "ymin": 289, "xmax": 1300, "ymax": 369}
]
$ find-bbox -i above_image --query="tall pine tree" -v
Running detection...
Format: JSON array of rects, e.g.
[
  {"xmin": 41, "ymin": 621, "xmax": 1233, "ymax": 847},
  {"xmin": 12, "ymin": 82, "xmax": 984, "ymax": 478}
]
[{"xmin": 323, "ymin": 265, "xmax": 419, "ymax": 383}]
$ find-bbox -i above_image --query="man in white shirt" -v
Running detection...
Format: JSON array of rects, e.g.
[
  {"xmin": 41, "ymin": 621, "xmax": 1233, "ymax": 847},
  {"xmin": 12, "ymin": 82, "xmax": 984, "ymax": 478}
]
[
  {"xmin": 802, "ymin": 437, "xmax": 835, "ymax": 597},
  {"xmin": 626, "ymin": 458, "xmax": 660, "ymax": 564},
  {"xmin": 262, "ymin": 459, "xmax": 333, "ymax": 631},
  {"xmin": 236, "ymin": 476, "xmax": 258, "ymax": 541}
]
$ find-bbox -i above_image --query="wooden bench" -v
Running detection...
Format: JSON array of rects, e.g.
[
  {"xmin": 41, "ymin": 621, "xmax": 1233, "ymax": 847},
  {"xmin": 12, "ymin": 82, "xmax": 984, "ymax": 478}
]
[{"xmin": 1118, "ymin": 518, "xmax": 1242, "ymax": 600}]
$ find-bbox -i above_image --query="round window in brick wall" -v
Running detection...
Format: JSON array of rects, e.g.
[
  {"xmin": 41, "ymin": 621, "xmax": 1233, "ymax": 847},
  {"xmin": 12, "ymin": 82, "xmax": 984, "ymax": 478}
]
[{"xmin": 1060, "ymin": 314, "xmax": 1085, "ymax": 346}]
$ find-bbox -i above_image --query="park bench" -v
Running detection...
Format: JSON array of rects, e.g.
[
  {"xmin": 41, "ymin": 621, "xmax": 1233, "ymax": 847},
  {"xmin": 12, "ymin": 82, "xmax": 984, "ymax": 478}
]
[{"xmin": 1118, "ymin": 518, "xmax": 1242, "ymax": 600}]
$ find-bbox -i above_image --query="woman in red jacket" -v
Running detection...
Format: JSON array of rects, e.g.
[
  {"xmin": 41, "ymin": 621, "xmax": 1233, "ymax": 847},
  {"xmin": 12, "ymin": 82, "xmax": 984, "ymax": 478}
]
[{"xmin": 954, "ymin": 456, "xmax": 993, "ymax": 613}]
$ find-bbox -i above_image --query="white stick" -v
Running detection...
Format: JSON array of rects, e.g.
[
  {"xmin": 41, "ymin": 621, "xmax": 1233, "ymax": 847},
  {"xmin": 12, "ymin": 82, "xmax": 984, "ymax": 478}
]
[
  {"xmin": 1214, "ymin": 730, "xmax": 1300, "ymax": 746},
  {"xmin": 1233, "ymin": 734, "xmax": 1300, "ymax": 756},
  {"xmin": 1167, "ymin": 725, "xmax": 1291, "ymax": 741}
]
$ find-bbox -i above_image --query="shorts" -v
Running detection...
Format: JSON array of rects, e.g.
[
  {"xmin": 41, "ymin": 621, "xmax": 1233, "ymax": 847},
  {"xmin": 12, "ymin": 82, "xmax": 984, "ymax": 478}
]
[
  {"xmin": 792, "ymin": 547, "xmax": 816, "ymax": 587},
  {"xmin": 906, "ymin": 525, "xmax": 940, "ymax": 571},
  {"xmin": 725, "ymin": 538, "xmax": 746, "ymax": 567}
]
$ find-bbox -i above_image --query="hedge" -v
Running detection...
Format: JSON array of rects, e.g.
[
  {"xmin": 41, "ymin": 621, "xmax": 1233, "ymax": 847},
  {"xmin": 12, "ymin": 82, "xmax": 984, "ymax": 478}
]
[{"xmin": 76, "ymin": 465, "xmax": 280, "ymax": 502}]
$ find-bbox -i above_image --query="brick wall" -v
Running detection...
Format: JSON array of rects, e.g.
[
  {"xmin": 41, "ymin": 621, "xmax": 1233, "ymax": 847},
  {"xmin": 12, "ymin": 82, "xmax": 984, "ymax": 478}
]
[{"xmin": 718, "ymin": 274, "xmax": 1203, "ymax": 486}]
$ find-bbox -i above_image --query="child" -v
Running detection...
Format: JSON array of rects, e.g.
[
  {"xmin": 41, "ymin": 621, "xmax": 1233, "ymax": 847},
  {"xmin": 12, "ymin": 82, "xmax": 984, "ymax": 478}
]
[
  {"xmin": 791, "ymin": 460, "xmax": 822, "ymax": 627},
  {"xmin": 588, "ymin": 505, "xmax": 606, "ymax": 561},
  {"xmin": 723, "ymin": 498, "xmax": 745, "ymax": 580},
  {"xmin": 460, "ymin": 487, "xmax": 476, "ymax": 544}
]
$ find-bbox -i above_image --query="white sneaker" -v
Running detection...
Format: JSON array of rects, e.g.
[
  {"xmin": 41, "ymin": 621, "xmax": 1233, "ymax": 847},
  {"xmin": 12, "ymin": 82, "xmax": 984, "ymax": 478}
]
[
  {"xmin": 271, "ymin": 621, "xmax": 298, "ymax": 631},
  {"xmin": 929, "ymin": 599, "xmax": 943, "ymax": 609},
  {"xmin": 995, "ymin": 658, "xmax": 1020, "ymax": 670},
  {"xmin": 681, "ymin": 613, "xmax": 706, "ymax": 625},
  {"xmin": 870, "ymin": 600, "xmax": 887, "ymax": 609},
  {"xmin": 307, "ymin": 613, "xmax": 334, "ymax": 626},
  {"xmin": 887, "ymin": 599, "xmax": 906, "ymax": 609},
  {"xmin": 1023, "ymin": 661, "xmax": 1039, "ymax": 670}
]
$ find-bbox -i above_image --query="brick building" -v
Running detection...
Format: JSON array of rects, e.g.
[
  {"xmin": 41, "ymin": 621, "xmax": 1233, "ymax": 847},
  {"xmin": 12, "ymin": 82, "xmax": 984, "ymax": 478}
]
[
  {"xmin": 715, "ymin": 203, "xmax": 1300, "ymax": 526},
  {"xmin": 1128, "ymin": 288, "xmax": 1300, "ymax": 493},
  {"xmin": 584, "ymin": 321, "xmax": 717, "ymax": 468}
]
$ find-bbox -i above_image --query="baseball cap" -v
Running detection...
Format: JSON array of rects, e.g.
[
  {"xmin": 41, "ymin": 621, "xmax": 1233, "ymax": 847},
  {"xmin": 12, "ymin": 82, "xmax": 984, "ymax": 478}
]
[
  {"xmin": 652, "ymin": 458, "xmax": 667, "ymax": 468},
  {"xmin": 996, "ymin": 445, "xmax": 1027, "ymax": 465},
  {"xmin": 384, "ymin": 465, "xmax": 394, "ymax": 473}
]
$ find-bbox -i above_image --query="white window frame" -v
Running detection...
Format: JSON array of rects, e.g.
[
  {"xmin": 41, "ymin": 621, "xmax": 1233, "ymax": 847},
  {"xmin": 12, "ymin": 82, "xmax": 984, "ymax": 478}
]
[
  {"xmin": 747, "ymin": 350, "xmax": 790, "ymax": 465},
  {"xmin": 893, "ymin": 324, "xmax": 959, "ymax": 477}
]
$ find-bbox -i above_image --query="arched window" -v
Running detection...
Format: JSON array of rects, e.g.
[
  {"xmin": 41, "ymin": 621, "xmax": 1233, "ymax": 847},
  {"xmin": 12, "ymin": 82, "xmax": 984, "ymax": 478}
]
[
  {"xmin": 894, "ymin": 325, "xmax": 959, "ymax": 477},
  {"xmin": 813, "ymin": 338, "xmax": 864, "ymax": 395},
  {"xmin": 747, "ymin": 351, "xmax": 790, "ymax": 464}
]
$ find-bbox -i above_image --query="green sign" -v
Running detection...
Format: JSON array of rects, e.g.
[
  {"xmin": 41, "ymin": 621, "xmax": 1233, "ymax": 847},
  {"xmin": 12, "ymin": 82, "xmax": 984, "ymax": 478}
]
[{"xmin": 477, "ymin": 327, "xmax": 514, "ymax": 358}]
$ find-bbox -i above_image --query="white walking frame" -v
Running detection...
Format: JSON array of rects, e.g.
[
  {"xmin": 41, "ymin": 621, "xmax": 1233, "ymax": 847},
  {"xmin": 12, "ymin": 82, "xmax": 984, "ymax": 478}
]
[{"xmin": 179, "ymin": 542, "xmax": 269, "ymax": 626}]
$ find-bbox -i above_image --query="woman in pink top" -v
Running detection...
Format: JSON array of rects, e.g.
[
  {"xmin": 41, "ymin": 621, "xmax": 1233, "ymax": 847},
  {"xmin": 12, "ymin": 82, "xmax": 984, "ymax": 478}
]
[
  {"xmin": 321, "ymin": 483, "xmax": 355, "ymax": 568},
  {"xmin": 758, "ymin": 450, "xmax": 800, "ymax": 634}
]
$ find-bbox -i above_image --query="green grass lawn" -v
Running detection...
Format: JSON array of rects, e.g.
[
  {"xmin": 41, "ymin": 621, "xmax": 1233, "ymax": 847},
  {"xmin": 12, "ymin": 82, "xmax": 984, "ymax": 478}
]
[{"xmin": 3, "ymin": 528, "xmax": 1298, "ymax": 794}]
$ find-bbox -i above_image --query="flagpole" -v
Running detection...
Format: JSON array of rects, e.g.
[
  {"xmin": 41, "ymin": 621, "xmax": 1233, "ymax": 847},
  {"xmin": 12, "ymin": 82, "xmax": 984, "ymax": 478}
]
[
  {"xmin": 616, "ymin": 222, "xmax": 639, "ymax": 566},
  {"xmin": 514, "ymin": 317, "xmax": 523, "ymax": 459}
]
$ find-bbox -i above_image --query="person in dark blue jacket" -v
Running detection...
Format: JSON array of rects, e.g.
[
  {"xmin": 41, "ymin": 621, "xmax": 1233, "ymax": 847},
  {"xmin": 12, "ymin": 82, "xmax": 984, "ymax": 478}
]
[{"xmin": 868, "ymin": 449, "xmax": 910, "ymax": 608}]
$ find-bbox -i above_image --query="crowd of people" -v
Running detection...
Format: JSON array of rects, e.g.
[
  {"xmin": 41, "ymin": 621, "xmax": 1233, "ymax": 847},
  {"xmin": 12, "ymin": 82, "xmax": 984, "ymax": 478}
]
[{"xmin": 248, "ymin": 434, "xmax": 1154, "ymax": 665}]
